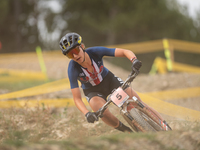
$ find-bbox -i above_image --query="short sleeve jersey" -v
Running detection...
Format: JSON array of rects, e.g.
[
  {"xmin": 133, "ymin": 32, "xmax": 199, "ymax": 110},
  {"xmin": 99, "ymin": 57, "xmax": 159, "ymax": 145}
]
[{"xmin": 68, "ymin": 46, "xmax": 115, "ymax": 89}]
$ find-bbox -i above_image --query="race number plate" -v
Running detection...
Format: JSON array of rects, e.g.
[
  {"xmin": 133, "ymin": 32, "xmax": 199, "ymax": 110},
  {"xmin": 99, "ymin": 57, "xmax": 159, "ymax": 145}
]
[{"xmin": 110, "ymin": 87, "xmax": 129, "ymax": 107}]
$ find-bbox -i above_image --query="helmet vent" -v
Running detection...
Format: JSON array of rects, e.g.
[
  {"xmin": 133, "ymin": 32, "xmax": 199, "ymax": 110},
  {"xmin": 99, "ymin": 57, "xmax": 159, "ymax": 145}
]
[
  {"xmin": 63, "ymin": 40, "xmax": 68, "ymax": 46},
  {"xmin": 59, "ymin": 44, "xmax": 65, "ymax": 50}
]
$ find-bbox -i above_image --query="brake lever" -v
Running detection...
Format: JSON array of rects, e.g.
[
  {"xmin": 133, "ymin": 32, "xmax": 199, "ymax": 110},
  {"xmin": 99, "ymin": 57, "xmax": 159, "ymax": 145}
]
[
  {"xmin": 131, "ymin": 68, "xmax": 139, "ymax": 76},
  {"xmin": 128, "ymin": 69, "xmax": 139, "ymax": 82}
]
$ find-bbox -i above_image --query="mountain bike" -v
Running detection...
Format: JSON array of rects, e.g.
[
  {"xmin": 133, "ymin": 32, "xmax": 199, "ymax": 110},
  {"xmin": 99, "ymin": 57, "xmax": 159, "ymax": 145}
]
[{"xmin": 94, "ymin": 68, "xmax": 172, "ymax": 132}]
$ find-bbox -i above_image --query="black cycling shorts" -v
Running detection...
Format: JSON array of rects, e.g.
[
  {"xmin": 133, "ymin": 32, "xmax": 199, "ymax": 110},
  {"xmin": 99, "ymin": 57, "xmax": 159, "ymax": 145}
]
[{"xmin": 83, "ymin": 71, "xmax": 128, "ymax": 102}]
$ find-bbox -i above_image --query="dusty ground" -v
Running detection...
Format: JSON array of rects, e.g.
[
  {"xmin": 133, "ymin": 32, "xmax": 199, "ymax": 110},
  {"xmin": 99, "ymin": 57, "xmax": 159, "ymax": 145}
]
[{"xmin": 0, "ymin": 51, "xmax": 200, "ymax": 149}]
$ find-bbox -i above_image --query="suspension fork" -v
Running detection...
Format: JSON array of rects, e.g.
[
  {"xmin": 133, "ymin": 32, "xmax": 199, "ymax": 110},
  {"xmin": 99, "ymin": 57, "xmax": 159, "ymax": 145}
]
[{"xmin": 121, "ymin": 99, "xmax": 146, "ymax": 132}]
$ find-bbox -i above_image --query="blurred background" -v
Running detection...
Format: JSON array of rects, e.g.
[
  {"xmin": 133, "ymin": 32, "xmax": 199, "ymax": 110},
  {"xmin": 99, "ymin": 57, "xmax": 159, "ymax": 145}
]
[
  {"xmin": 0, "ymin": 0, "xmax": 200, "ymax": 73},
  {"xmin": 0, "ymin": 1, "xmax": 200, "ymax": 145}
]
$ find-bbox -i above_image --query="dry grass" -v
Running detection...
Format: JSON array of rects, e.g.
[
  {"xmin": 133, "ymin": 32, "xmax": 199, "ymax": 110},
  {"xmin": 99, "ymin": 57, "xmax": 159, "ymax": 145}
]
[
  {"xmin": 0, "ymin": 103, "xmax": 200, "ymax": 150},
  {"xmin": 0, "ymin": 103, "xmax": 119, "ymax": 146},
  {"xmin": 0, "ymin": 105, "xmax": 56, "ymax": 144}
]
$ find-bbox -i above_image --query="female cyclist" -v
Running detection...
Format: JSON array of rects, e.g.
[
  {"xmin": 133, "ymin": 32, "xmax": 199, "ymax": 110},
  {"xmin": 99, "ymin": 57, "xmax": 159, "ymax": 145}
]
[{"xmin": 59, "ymin": 32, "xmax": 170, "ymax": 132}]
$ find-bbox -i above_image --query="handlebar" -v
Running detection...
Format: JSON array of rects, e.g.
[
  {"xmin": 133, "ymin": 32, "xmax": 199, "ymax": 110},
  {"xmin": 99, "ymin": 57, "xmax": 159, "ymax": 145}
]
[
  {"xmin": 121, "ymin": 68, "xmax": 139, "ymax": 89},
  {"xmin": 95, "ymin": 69, "xmax": 139, "ymax": 119}
]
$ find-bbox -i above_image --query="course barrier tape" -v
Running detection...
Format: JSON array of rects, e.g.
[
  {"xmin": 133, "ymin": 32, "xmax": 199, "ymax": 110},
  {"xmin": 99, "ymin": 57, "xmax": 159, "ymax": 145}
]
[
  {"xmin": 150, "ymin": 57, "xmax": 200, "ymax": 74},
  {"xmin": 0, "ymin": 76, "xmax": 199, "ymax": 121},
  {"xmin": 169, "ymin": 39, "xmax": 200, "ymax": 54},
  {"xmin": 0, "ymin": 68, "xmax": 47, "ymax": 80},
  {"xmin": 146, "ymin": 87, "xmax": 200, "ymax": 100},
  {"xmin": 0, "ymin": 98, "xmax": 88, "ymax": 108},
  {"xmin": 172, "ymin": 60, "xmax": 200, "ymax": 73},
  {"xmin": 0, "ymin": 78, "xmax": 70, "ymax": 100},
  {"xmin": 0, "ymin": 93, "xmax": 199, "ymax": 122},
  {"xmin": 0, "ymin": 39, "xmax": 199, "ymax": 59},
  {"xmin": 107, "ymin": 39, "xmax": 200, "ymax": 54},
  {"xmin": 107, "ymin": 39, "xmax": 164, "ymax": 54},
  {"xmin": 1, "ymin": 74, "xmax": 199, "ymax": 101},
  {"xmin": 0, "ymin": 76, "xmax": 35, "ymax": 83}
]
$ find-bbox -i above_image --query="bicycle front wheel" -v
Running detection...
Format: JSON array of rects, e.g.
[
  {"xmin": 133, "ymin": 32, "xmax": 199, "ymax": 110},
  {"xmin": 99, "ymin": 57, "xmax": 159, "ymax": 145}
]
[{"xmin": 129, "ymin": 108, "xmax": 157, "ymax": 132}]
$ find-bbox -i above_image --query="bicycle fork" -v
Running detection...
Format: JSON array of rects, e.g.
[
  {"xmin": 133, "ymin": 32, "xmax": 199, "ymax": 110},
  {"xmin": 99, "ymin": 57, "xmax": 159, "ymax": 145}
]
[{"xmin": 120, "ymin": 98, "xmax": 146, "ymax": 132}]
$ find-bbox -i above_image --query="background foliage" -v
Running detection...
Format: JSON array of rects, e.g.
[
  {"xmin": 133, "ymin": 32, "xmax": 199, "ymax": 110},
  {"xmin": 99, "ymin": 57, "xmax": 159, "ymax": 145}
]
[
  {"xmin": 64, "ymin": 0, "xmax": 200, "ymax": 47},
  {"xmin": 0, "ymin": 0, "xmax": 199, "ymax": 73},
  {"xmin": 0, "ymin": 0, "xmax": 200, "ymax": 53}
]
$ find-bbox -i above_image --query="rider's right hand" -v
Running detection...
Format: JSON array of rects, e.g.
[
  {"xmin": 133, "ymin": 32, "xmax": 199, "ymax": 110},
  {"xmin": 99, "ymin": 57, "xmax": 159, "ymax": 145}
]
[{"xmin": 85, "ymin": 112, "xmax": 98, "ymax": 123}]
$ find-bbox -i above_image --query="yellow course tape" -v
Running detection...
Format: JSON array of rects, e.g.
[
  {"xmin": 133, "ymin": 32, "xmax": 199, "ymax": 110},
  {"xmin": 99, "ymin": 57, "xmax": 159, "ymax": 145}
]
[
  {"xmin": 0, "ymin": 89, "xmax": 199, "ymax": 121},
  {"xmin": 0, "ymin": 98, "xmax": 88, "ymax": 108},
  {"xmin": 138, "ymin": 92, "xmax": 200, "ymax": 122},
  {"xmin": 146, "ymin": 87, "xmax": 200, "ymax": 100},
  {"xmin": 107, "ymin": 39, "xmax": 163, "ymax": 54},
  {"xmin": 169, "ymin": 39, "xmax": 200, "ymax": 54},
  {"xmin": 0, "ymin": 72, "xmax": 199, "ymax": 122},
  {"xmin": 172, "ymin": 61, "xmax": 200, "ymax": 73},
  {"xmin": 152, "ymin": 57, "xmax": 200, "ymax": 74},
  {"xmin": 0, "ymin": 78, "xmax": 70, "ymax": 100},
  {"xmin": 0, "ymin": 68, "xmax": 47, "ymax": 80},
  {"xmin": 0, "ymin": 93, "xmax": 199, "ymax": 122}
]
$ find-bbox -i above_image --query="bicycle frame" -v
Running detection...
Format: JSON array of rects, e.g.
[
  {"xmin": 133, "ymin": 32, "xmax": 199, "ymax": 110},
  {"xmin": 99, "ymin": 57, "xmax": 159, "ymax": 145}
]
[
  {"xmin": 95, "ymin": 69, "xmax": 138, "ymax": 118},
  {"xmin": 94, "ymin": 69, "xmax": 170, "ymax": 132}
]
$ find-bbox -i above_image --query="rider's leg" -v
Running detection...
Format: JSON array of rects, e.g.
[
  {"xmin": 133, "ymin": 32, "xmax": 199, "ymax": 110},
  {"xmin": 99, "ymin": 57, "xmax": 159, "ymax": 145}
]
[
  {"xmin": 89, "ymin": 96, "xmax": 132, "ymax": 132},
  {"xmin": 125, "ymin": 87, "xmax": 165, "ymax": 121},
  {"xmin": 89, "ymin": 96, "xmax": 118, "ymax": 127}
]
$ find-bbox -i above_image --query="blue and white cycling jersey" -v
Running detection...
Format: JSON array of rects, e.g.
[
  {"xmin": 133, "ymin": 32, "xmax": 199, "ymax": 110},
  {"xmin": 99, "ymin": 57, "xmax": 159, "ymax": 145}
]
[{"xmin": 68, "ymin": 46, "xmax": 115, "ymax": 89}]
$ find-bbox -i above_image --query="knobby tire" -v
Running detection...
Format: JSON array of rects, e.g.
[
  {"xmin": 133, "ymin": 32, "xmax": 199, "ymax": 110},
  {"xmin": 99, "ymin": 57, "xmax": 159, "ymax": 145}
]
[{"xmin": 129, "ymin": 108, "xmax": 156, "ymax": 132}]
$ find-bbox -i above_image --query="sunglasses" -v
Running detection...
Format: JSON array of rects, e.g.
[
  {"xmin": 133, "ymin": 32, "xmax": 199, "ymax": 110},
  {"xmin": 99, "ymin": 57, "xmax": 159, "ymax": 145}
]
[{"xmin": 66, "ymin": 46, "xmax": 80, "ymax": 58}]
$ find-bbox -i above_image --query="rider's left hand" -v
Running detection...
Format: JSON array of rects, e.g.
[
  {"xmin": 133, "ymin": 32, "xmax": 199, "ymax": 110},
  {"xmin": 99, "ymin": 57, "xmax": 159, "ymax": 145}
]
[
  {"xmin": 85, "ymin": 112, "xmax": 98, "ymax": 123},
  {"xmin": 132, "ymin": 59, "xmax": 142, "ymax": 71}
]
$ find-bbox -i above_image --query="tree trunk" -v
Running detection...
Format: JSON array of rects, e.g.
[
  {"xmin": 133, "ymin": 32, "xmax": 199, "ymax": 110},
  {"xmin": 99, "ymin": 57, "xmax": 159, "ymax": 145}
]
[
  {"xmin": 13, "ymin": 0, "xmax": 21, "ymax": 52},
  {"xmin": 106, "ymin": 7, "xmax": 117, "ymax": 45}
]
